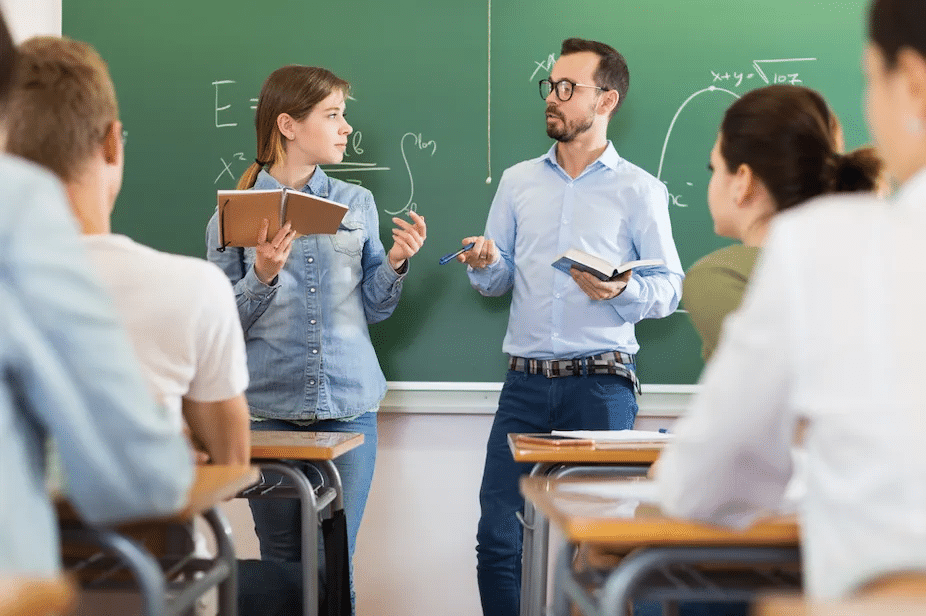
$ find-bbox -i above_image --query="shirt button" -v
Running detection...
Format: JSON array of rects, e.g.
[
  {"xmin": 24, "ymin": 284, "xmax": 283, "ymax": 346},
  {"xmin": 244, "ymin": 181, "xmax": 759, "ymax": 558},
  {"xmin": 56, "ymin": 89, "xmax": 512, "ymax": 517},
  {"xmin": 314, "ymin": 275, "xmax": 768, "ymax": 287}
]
[
  {"xmin": 310, "ymin": 319, "xmax": 317, "ymax": 325},
  {"xmin": 309, "ymin": 287, "xmax": 316, "ymax": 293},
  {"xmin": 309, "ymin": 380, "xmax": 316, "ymax": 386},
  {"xmin": 312, "ymin": 349, "xmax": 319, "ymax": 354},
  {"xmin": 554, "ymin": 293, "xmax": 560, "ymax": 299},
  {"xmin": 308, "ymin": 257, "xmax": 314, "ymax": 263}
]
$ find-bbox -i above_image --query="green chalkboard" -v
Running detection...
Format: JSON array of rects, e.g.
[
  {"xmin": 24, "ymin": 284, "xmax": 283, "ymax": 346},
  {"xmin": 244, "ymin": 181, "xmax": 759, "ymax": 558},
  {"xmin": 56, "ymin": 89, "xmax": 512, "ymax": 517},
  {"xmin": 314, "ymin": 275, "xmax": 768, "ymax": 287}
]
[{"xmin": 63, "ymin": 0, "xmax": 870, "ymax": 384}]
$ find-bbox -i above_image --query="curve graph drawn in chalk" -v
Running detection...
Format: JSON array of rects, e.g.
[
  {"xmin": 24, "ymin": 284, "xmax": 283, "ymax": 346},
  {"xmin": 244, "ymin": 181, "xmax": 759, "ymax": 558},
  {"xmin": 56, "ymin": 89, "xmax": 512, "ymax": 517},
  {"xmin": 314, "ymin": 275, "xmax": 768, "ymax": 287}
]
[
  {"xmin": 657, "ymin": 85, "xmax": 740, "ymax": 182},
  {"xmin": 656, "ymin": 86, "xmax": 740, "ymax": 208},
  {"xmin": 383, "ymin": 132, "xmax": 437, "ymax": 216}
]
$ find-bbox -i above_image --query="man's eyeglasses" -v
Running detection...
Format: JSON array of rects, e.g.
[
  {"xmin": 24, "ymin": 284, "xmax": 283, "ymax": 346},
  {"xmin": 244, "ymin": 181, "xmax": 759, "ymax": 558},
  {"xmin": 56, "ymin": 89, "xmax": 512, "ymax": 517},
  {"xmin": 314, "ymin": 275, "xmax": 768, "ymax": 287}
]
[{"xmin": 538, "ymin": 78, "xmax": 608, "ymax": 102}]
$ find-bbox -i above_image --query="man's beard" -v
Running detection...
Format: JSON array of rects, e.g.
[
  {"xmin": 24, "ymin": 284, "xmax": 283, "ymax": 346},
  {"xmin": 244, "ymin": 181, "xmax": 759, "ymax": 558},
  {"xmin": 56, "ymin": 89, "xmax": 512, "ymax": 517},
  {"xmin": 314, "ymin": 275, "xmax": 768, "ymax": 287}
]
[{"xmin": 545, "ymin": 105, "xmax": 594, "ymax": 142}]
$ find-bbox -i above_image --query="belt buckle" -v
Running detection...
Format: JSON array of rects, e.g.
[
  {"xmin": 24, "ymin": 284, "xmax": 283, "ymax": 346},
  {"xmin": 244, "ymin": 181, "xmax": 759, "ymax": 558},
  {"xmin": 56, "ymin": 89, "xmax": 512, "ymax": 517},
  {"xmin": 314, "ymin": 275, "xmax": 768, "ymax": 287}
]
[{"xmin": 542, "ymin": 361, "xmax": 555, "ymax": 378}]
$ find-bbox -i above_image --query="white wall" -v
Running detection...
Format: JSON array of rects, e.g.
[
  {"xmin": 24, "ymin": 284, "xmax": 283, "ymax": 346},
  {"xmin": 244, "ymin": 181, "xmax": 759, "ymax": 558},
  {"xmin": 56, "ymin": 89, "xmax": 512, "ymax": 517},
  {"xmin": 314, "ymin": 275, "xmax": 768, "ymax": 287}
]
[{"xmin": 0, "ymin": 0, "xmax": 60, "ymax": 42}]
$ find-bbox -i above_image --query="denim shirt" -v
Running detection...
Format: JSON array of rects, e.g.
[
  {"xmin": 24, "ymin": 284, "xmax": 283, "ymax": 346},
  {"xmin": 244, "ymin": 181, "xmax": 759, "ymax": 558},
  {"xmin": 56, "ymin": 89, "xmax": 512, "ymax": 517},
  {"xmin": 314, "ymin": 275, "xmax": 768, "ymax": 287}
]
[
  {"xmin": 206, "ymin": 167, "xmax": 406, "ymax": 420},
  {"xmin": 0, "ymin": 155, "xmax": 192, "ymax": 574}
]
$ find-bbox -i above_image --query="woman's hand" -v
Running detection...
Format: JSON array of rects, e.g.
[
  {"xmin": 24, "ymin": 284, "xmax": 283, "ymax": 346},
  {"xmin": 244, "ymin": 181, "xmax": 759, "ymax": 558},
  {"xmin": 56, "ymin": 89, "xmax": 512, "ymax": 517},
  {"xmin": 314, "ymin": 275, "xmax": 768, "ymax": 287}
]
[
  {"xmin": 387, "ymin": 211, "xmax": 427, "ymax": 271},
  {"xmin": 254, "ymin": 219, "xmax": 298, "ymax": 285}
]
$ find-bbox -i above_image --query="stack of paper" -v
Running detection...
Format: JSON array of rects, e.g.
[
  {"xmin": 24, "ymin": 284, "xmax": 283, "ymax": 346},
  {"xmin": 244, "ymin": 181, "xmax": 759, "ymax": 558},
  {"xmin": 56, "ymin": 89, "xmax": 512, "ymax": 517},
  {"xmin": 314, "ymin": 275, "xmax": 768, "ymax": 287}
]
[{"xmin": 549, "ymin": 429, "xmax": 672, "ymax": 442}]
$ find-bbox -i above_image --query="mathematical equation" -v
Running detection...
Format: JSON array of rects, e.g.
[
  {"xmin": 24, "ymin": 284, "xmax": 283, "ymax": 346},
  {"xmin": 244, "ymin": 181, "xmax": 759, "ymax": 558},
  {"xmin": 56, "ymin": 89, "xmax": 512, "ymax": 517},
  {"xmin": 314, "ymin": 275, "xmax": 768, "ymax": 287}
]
[
  {"xmin": 709, "ymin": 57, "xmax": 815, "ymax": 88},
  {"xmin": 210, "ymin": 80, "xmax": 436, "ymax": 216}
]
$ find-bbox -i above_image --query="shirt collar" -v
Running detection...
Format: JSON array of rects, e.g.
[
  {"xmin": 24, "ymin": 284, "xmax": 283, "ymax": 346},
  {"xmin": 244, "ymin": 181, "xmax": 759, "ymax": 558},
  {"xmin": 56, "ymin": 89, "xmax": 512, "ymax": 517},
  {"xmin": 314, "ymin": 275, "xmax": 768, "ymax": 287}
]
[
  {"xmin": 542, "ymin": 140, "xmax": 622, "ymax": 176},
  {"xmin": 253, "ymin": 166, "xmax": 331, "ymax": 198}
]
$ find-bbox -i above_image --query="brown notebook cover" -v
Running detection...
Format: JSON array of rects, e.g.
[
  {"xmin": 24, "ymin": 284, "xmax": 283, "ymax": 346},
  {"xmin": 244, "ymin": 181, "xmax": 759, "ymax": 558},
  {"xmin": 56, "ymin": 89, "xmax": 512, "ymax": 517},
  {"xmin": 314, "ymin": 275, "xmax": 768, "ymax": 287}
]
[{"xmin": 216, "ymin": 188, "xmax": 349, "ymax": 248}]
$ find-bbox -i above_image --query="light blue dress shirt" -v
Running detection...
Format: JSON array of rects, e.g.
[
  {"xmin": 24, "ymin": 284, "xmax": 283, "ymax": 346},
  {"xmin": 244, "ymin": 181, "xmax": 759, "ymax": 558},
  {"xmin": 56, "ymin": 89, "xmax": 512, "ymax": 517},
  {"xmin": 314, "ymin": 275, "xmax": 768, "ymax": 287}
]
[
  {"xmin": 206, "ymin": 168, "xmax": 406, "ymax": 421},
  {"xmin": 0, "ymin": 155, "xmax": 193, "ymax": 574},
  {"xmin": 468, "ymin": 142, "xmax": 683, "ymax": 359}
]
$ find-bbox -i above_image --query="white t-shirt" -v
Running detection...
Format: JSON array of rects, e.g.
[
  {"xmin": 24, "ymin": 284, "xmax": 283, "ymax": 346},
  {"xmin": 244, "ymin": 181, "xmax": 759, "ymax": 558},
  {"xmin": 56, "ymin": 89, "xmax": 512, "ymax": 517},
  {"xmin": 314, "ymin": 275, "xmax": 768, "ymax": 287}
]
[
  {"xmin": 82, "ymin": 234, "xmax": 249, "ymax": 430},
  {"xmin": 658, "ymin": 168, "xmax": 926, "ymax": 599}
]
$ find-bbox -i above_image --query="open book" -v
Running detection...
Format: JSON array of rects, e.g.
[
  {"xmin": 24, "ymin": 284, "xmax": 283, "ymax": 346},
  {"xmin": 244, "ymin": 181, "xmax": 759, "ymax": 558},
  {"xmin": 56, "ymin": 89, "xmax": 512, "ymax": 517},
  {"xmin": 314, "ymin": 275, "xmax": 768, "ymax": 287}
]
[
  {"xmin": 552, "ymin": 248, "xmax": 664, "ymax": 281},
  {"xmin": 215, "ymin": 188, "xmax": 349, "ymax": 249}
]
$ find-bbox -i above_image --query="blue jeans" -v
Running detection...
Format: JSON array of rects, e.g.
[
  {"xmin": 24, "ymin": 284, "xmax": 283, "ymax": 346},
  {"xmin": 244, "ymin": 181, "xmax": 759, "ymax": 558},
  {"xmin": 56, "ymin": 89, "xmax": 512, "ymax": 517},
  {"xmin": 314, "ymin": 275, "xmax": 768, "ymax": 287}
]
[
  {"xmin": 248, "ymin": 412, "xmax": 378, "ymax": 613},
  {"xmin": 476, "ymin": 369, "xmax": 639, "ymax": 616}
]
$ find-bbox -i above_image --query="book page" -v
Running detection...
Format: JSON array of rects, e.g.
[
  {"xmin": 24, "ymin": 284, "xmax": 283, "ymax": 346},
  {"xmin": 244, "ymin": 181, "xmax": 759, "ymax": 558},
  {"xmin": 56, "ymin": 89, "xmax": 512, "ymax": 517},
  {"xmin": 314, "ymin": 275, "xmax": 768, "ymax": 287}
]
[
  {"xmin": 283, "ymin": 190, "xmax": 349, "ymax": 236},
  {"xmin": 216, "ymin": 189, "xmax": 284, "ymax": 248}
]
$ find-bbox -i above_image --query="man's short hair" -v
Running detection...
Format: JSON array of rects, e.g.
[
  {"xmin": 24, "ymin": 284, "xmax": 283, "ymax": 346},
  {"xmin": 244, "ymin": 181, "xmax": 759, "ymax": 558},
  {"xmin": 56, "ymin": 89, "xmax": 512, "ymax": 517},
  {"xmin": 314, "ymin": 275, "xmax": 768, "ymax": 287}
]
[
  {"xmin": 0, "ymin": 8, "xmax": 16, "ymax": 113},
  {"xmin": 560, "ymin": 37, "xmax": 629, "ymax": 117},
  {"xmin": 7, "ymin": 36, "xmax": 119, "ymax": 182}
]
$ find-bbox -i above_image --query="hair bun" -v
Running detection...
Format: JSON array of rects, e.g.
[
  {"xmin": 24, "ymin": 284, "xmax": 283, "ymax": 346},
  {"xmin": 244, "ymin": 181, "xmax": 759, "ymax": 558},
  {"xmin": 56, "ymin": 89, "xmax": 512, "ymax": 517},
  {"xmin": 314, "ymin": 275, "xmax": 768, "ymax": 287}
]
[{"xmin": 829, "ymin": 146, "xmax": 883, "ymax": 193}]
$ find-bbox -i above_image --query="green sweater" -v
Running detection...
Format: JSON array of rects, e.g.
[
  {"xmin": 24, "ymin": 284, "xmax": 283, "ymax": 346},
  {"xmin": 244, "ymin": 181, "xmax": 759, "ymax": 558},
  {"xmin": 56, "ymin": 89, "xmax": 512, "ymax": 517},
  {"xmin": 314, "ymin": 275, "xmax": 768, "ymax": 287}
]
[{"xmin": 683, "ymin": 244, "xmax": 761, "ymax": 362}]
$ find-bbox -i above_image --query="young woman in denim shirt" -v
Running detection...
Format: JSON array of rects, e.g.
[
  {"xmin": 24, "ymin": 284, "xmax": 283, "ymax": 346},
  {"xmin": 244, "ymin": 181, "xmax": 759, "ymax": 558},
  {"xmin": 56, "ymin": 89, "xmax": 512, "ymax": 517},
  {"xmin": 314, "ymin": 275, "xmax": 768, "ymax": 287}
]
[{"xmin": 206, "ymin": 65, "xmax": 427, "ymax": 611}]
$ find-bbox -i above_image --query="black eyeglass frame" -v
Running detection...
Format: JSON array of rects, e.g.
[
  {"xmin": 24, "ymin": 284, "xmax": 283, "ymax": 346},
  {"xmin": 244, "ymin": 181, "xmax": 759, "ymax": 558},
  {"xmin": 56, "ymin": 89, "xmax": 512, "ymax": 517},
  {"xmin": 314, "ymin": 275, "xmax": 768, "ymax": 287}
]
[{"xmin": 538, "ymin": 77, "xmax": 609, "ymax": 102}]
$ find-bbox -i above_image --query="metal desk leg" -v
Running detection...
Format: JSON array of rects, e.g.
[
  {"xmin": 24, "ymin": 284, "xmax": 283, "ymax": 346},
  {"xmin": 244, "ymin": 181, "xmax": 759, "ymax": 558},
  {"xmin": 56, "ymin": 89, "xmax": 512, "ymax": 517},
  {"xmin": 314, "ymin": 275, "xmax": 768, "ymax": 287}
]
[
  {"xmin": 203, "ymin": 508, "xmax": 237, "ymax": 616},
  {"xmin": 597, "ymin": 546, "xmax": 802, "ymax": 616},
  {"xmin": 258, "ymin": 462, "xmax": 321, "ymax": 616},
  {"xmin": 524, "ymin": 464, "xmax": 650, "ymax": 616},
  {"xmin": 553, "ymin": 541, "xmax": 605, "ymax": 616},
  {"xmin": 520, "ymin": 463, "xmax": 554, "ymax": 616},
  {"xmin": 316, "ymin": 459, "xmax": 344, "ymax": 512},
  {"xmin": 69, "ymin": 527, "xmax": 167, "ymax": 616}
]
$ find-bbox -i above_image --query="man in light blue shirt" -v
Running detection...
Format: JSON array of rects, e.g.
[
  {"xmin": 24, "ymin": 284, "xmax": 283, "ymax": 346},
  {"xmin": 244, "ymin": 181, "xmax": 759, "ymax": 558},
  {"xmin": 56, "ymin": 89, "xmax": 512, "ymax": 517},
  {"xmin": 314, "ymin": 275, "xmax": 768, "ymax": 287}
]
[
  {"xmin": 457, "ymin": 38, "xmax": 683, "ymax": 616},
  {"xmin": 0, "ymin": 12, "xmax": 193, "ymax": 575}
]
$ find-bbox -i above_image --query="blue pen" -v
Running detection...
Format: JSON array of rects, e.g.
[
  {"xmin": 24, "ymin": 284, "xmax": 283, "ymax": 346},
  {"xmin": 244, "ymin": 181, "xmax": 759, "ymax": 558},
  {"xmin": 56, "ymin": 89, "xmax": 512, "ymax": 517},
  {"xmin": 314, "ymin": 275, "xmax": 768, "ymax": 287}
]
[{"xmin": 439, "ymin": 242, "xmax": 476, "ymax": 265}]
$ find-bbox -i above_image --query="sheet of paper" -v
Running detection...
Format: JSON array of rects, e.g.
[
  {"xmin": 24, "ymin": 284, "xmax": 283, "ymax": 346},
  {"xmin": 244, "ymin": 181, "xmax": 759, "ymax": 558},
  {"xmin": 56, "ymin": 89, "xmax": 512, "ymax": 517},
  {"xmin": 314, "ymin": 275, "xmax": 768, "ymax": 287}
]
[
  {"xmin": 555, "ymin": 478, "xmax": 660, "ymax": 503},
  {"xmin": 550, "ymin": 429, "xmax": 672, "ymax": 442}
]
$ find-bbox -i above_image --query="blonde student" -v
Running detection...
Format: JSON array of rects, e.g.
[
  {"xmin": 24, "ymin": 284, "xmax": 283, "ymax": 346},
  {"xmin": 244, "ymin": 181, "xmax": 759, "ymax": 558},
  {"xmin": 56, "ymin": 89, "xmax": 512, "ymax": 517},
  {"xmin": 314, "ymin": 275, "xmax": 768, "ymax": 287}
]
[
  {"xmin": 658, "ymin": 0, "xmax": 926, "ymax": 599},
  {"xmin": 206, "ymin": 65, "xmax": 427, "ymax": 611},
  {"xmin": 0, "ymin": 10, "xmax": 192, "ymax": 575},
  {"xmin": 6, "ymin": 36, "xmax": 251, "ymax": 467},
  {"xmin": 683, "ymin": 85, "xmax": 880, "ymax": 361}
]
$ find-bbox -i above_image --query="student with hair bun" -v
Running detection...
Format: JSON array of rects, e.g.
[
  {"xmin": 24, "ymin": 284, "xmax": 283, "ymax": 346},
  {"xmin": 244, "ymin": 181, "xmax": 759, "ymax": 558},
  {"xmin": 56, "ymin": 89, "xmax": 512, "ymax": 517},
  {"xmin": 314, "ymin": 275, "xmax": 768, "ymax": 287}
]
[
  {"xmin": 683, "ymin": 84, "xmax": 881, "ymax": 361},
  {"xmin": 658, "ymin": 0, "xmax": 926, "ymax": 599}
]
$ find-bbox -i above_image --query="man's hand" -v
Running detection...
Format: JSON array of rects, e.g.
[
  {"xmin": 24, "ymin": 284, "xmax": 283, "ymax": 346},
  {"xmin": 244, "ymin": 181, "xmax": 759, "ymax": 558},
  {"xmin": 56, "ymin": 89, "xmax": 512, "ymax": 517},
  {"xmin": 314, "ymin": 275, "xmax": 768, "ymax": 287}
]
[
  {"xmin": 457, "ymin": 236, "xmax": 499, "ymax": 269},
  {"xmin": 570, "ymin": 268, "xmax": 631, "ymax": 300}
]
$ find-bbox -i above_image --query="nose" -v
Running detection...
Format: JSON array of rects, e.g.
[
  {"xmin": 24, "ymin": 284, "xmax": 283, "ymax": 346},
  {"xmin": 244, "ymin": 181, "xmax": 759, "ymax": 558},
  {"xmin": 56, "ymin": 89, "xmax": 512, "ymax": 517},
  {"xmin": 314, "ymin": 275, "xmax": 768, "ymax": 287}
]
[{"xmin": 342, "ymin": 119, "xmax": 352, "ymax": 135}]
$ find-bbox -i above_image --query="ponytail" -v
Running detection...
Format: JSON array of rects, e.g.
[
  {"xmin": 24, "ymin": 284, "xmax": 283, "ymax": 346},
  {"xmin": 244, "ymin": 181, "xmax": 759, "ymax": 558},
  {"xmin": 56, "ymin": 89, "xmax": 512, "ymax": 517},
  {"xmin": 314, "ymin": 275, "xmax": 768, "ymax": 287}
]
[
  {"xmin": 827, "ymin": 146, "xmax": 883, "ymax": 194},
  {"xmin": 236, "ymin": 162, "xmax": 263, "ymax": 190}
]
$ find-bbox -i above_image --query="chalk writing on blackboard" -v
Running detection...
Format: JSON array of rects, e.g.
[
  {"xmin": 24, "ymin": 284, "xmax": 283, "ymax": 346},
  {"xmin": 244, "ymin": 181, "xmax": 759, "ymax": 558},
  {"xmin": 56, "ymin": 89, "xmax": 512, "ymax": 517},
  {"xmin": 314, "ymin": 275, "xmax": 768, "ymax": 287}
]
[
  {"xmin": 383, "ymin": 132, "xmax": 437, "ymax": 216},
  {"xmin": 658, "ymin": 58, "xmax": 817, "ymax": 208},
  {"xmin": 213, "ymin": 80, "xmax": 238, "ymax": 128},
  {"xmin": 530, "ymin": 53, "xmax": 556, "ymax": 82}
]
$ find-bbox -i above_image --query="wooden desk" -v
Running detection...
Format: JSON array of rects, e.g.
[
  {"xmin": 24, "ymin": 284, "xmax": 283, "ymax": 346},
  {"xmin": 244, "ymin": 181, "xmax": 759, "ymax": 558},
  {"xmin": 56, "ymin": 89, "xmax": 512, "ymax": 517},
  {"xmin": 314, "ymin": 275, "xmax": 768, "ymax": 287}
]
[
  {"xmin": 508, "ymin": 434, "xmax": 664, "ymax": 466},
  {"xmin": 250, "ymin": 430, "xmax": 364, "ymax": 460},
  {"xmin": 520, "ymin": 476, "xmax": 800, "ymax": 616},
  {"xmin": 243, "ymin": 431, "xmax": 364, "ymax": 616},
  {"xmin": 754, "ymin": 596, "xmax": 926, "ymax": 616},
  {"xmin": 509, "ymin": 434, "xmax": 665, "ymax": 616},
  {"xmin": 0, "ymin": 576, "xmax": 75, "ymax": 616},
  {"xmin": 59, "ymin": 464, "xmax": 259, "ymax": 616}
]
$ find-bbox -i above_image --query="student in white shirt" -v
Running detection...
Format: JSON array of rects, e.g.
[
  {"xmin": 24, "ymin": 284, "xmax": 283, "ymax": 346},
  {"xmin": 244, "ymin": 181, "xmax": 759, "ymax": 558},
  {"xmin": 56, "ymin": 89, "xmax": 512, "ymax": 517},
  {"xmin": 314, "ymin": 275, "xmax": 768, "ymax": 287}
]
[
  {"xmin": 657, "ymin": 0, "xmax": 926, "ymax": 599},
  {"xmin": 0, "ymin": 9, "xmax": 193, "ymax": 576},
  {"xmin": 6, "ymin": 36, "xmax": 250, "ymax": 465}
]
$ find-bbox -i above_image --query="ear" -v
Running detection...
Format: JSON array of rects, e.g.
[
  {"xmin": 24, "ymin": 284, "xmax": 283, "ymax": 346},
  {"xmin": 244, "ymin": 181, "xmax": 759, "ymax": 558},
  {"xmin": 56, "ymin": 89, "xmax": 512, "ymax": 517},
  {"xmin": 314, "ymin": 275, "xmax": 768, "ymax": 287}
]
[
  {"xmin": 276, "ymin": 113, "xmax": 295, "ymax": 140},
  {"xmin": 732, "ymin": 163, "xmax": 757, "ymax": 207},
  {"xmin": 101, "ymin": 120, "xmax": 123, "ymax": 166},
  {"xmin": 598, "ymin": 89, "xmax": 619, "ymax": 117},
  {"xmin": 896, "ymin": 47, "xmax": 926, "ymax": 119}
]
